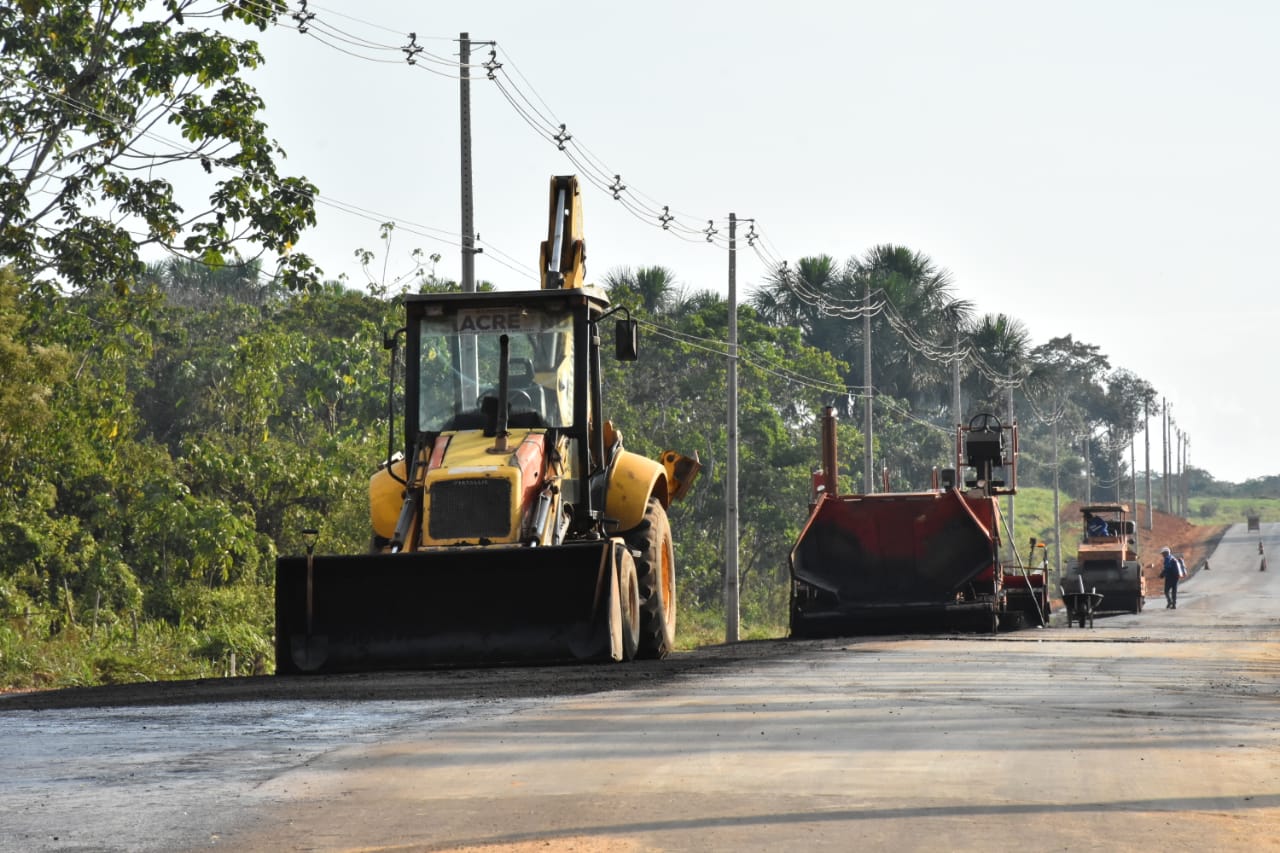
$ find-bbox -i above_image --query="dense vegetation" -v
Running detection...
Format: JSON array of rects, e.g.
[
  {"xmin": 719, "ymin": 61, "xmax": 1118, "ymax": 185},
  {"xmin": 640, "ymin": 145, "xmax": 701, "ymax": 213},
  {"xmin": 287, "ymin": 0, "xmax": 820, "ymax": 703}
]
[
  {"xmin": 1, "ymin": 257, "xmax": 1268, "ymax": 689},
  {"xmin": 2, "ymin": 3, "xmax": 1270, "ymax": 689}
]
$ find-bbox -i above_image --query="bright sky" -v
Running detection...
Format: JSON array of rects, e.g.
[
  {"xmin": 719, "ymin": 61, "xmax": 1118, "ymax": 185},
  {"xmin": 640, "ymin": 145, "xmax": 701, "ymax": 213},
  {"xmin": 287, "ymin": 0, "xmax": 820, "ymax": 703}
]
[{"xmin": 243, "ymin": 1, "xmax": 1279, "ymax": 484}]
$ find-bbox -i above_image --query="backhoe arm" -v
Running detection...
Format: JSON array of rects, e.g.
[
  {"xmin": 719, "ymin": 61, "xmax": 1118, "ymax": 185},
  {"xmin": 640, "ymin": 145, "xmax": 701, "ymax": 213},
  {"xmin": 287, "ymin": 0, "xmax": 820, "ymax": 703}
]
[{"xmin": 539, "ymin": 175, "xmax": 586, "ymax": 289}]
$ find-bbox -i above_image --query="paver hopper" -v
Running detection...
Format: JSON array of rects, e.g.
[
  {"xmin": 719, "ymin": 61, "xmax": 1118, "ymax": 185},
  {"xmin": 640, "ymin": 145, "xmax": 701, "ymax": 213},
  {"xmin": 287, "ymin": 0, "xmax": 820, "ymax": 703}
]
[{"xmin": 790, "ymin": 410, "xmax": 1047, "ymax": 636}]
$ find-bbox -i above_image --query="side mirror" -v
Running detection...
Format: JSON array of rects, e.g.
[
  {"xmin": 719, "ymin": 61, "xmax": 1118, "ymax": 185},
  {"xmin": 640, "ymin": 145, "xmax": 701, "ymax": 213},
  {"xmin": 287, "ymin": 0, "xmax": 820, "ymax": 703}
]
[{"xmin": 615, "ymin": 318, "xmax": 639, "ymax": 361}]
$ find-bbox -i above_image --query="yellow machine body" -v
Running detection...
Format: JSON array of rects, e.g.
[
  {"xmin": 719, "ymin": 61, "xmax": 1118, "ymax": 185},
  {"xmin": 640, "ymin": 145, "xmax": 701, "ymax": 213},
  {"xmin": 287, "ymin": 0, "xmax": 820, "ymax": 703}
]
[{"xmin": 276, "ymin": 175, "xmax": 699, "ymax": 674}]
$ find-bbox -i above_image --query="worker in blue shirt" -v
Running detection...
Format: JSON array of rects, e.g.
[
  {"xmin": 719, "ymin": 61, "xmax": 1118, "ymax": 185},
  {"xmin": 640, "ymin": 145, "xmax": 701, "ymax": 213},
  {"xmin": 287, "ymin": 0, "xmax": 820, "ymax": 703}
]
[
  {"xmin": 1160, "ymin": 546, "xmax": 1180, "ymax": 609},
  {"xmin": 1085, "ymin": 512, "xmax": 1109, "ymax": 537}
]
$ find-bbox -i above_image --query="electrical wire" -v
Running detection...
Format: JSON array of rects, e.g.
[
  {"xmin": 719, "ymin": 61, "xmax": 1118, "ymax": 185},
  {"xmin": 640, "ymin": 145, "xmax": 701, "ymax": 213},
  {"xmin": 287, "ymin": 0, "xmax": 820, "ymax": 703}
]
[
  {"xmin": 9, "ymin": 1, "xmax": 1041, "ymax": 415},
  {"xmin": 0, "ymin": 65, "xmax": 537, "ymax": 286},
  {"xmin": 213, "ymin": 1, "xmax": 792, "ymax": 289}
]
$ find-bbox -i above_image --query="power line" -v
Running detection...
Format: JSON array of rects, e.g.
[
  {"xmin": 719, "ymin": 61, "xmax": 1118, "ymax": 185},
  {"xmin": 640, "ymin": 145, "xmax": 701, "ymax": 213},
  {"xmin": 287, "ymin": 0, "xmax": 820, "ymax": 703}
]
[
  {"xmin": 0, "ymin": 65, "xmax": 538, "ymax": 286},
  {"xmin": 8, "ymin": 1, "xmax": 1038, "ymax": 409}
]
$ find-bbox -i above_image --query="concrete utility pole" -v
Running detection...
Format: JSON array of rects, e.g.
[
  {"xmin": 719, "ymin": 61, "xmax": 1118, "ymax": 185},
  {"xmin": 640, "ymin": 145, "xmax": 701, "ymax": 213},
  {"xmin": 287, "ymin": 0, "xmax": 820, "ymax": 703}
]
[
  {"xmin": 1144, "ymin": 400, "xmax": 1153, "ymax": 530},
  {"xmin": 457, "ymin": 33, "xmax": 479, "ymax": 400},
  {"xmin": 1181, "ymin": 432, "xmax": 1186, "ymax": 515},
  {"xmin": 1175, "ymin": 429, "xmax": 1182, "ymax": 516},
  {"xmin": 1163, "ymin": 399, "xmax": 1171, "ymax": 512},
  {"xmin": 1006, "ymin": 385, "xmax": 1015, "ymax": 557},
  {"xmin": 459, "ymin": 33, "xmax": 476, "ymax": 292},
  {"xmin": 863, "ymin": 277, "xmax": 873, "ymax": 493},
  {"xmin": 1177, "ymin": 429, "xmax": 1185, "ymax": 517},
  {"xmin": 1130, "ymin": 437, "xmax": 1138, "ymax": 524},
  {"xmin": 1084, "ymin": 434, "xmax": 1092, "ymax": 506},
  {"xmin": 724, "ymin": 213, "xmax": 740, "ymax": 643},
  {"xmin": 1052, "ymin": 418, "xmax": 1062, "ymax": 580},
  {"xmin": 1112, "ymin": 430, "xmax": 1121, "ymax": 504},
  {"xmin": 951, "ymin": 333, "xmax": 962, "ymax": 431}
]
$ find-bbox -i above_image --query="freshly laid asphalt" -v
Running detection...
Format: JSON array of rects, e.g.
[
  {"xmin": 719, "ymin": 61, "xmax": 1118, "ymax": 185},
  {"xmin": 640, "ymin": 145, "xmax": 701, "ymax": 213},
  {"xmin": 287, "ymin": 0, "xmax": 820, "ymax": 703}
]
[{"xmin": 2, "ymin": 522, "xmax": 1277, "ymax": 852}]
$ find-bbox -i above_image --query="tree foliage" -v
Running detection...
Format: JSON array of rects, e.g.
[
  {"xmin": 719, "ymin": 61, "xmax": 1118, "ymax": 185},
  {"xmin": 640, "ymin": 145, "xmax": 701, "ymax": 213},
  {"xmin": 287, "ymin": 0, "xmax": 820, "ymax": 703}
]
[
  {"xmin": 0, "ymin": 0, "xmax": 318, "ymax": 292},
  {"xmin": 602, "ymin": 268, "xmax": 847, "ymax": 624},
  {"xmin": 0, "ymin": 226, "xmax": 1211, "ymax": 686}
]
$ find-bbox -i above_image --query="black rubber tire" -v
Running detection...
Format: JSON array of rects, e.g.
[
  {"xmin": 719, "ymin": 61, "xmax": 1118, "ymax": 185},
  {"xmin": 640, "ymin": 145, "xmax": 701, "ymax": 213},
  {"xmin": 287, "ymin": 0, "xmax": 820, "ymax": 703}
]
[
  {"xmin": 1078, "ymin": 612, "xmax": 1086, "ymax": 629},
  {"xmin": 617, "ymin": 547, "xmax": 640, "ymax": 662},
  {"xmin": 624, "ymin": 497, "xmax": 676, "ymax": 659}
]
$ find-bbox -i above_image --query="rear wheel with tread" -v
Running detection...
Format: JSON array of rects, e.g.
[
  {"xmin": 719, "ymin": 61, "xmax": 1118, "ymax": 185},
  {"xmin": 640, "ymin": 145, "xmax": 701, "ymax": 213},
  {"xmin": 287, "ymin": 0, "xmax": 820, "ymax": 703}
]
[
  {"xmin": 624, "ymin": 497, "xmax": 676, "ymax": 659},
  {"xmin": 616, "ymin": 545, "xmax": 640, "ymax": 662}
]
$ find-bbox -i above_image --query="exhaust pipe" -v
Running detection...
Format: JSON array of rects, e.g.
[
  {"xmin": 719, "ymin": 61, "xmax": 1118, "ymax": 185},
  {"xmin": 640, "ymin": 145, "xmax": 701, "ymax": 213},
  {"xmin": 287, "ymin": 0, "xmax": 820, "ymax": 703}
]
[{"xmin": 821, "ymin": 405, "xmax": 838, "ymax": 497}]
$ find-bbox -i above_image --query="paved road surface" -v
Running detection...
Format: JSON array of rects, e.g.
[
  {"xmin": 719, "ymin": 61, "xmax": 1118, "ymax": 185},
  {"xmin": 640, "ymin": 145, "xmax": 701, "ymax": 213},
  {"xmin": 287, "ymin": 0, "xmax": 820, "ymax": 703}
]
[{"xmin": 2, "ymin": 522, "xmax": 1278, "ymax": 852}]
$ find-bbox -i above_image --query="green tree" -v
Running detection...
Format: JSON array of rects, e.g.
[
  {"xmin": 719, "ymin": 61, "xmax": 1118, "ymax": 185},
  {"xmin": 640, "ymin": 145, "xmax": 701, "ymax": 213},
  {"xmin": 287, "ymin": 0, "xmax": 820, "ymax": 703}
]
[
  {"xmin": 0, "ymin": 268, "xmax": 71, "ymax": 491},
  {"xmin": 1018, "ymin": 334, "xmax": 1113, "ymax": 491},
  {"xmin": 964, "ymin": 312, "xmax": 1032, "ymax": 416},
  {"xmin": 142, "ymin": 257, "xmax": 276, "ymax": 306},
  {"xmin": 852, "ymin": 245, "xmax": 972, "ymax": 414},
  {"xmin": 749, "ymin": 254, "xmax": 853, "ymax": 369},
  {"xmin": 602, "ymin": 265, "xmax": 682, "ymax": 315},
  {"xmin": 1091, "ymin": 368, "xmax": 1158, "ymax": 499},
  {"xmin": 752, "ymin": 247, "xmax": 973, "ymax": 421},
  {"xmin": 603, "ymin": 281, "xmax": 848, "ymax": 627},
  {"xmin": 0, "ymin": 0, "xmax": 318, "ymax": 292}
]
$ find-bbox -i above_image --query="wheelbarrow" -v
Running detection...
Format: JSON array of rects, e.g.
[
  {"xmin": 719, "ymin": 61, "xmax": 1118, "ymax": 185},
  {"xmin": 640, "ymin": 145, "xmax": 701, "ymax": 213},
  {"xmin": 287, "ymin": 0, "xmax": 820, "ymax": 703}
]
[{"xmin": 1061, "ymin": 585, "xmax": 1104, "ymax": 628}]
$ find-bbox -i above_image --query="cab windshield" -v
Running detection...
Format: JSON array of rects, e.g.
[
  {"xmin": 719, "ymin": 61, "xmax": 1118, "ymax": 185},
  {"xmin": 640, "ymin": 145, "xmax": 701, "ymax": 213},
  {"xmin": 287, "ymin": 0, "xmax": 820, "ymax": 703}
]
[{"xmin": 417, "ymin": 302, "xmax": 575, "ymax": 432}]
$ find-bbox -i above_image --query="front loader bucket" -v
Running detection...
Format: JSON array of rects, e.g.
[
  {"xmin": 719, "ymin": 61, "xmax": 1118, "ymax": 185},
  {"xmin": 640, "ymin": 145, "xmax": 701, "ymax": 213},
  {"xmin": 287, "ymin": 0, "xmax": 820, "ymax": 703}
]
[
  {"xmin": 789, "ymin": 490, "xmax": 1000, "ymax": 636},
  {"xmin": 275, "ymin": 540, "xmax": 625, "ymax": 674}
]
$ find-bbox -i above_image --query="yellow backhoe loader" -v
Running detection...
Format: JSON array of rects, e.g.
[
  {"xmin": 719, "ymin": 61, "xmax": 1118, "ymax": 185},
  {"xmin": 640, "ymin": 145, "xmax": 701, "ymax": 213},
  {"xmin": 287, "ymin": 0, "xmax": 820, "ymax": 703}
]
[{"xmin": 275, "ymin": 176, "xmax": 700, "ymax": 673}]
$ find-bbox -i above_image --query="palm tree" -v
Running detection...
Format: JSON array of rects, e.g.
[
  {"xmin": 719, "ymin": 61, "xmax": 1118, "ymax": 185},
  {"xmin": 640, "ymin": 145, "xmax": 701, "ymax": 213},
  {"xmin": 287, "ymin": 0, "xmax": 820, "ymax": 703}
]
[
  {"xmin": 602, "ymin": 265, "xmax": 681, "ymax": 315},
  {"xmin": 964, "ymin": 312, "xmax": 1032, "ymax": 417},
  {"xmin": 851, "ymin": 245, "xmax": 971, "ymax": 413},
  {"xmin": 750, "ymin": 254, "xmax": 862, "ymax": 387},
  {"xmin": 142, "ymin": 257, "xmax": 270, "ymax": 306}
]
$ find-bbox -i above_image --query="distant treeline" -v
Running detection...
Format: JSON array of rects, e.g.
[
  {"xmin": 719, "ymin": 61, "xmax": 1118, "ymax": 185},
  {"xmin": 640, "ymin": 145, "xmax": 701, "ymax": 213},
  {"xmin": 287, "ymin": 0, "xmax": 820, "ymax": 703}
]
[{"xmin": 0, "ymin": 252, "xmax": 1238, "ymax": 685}]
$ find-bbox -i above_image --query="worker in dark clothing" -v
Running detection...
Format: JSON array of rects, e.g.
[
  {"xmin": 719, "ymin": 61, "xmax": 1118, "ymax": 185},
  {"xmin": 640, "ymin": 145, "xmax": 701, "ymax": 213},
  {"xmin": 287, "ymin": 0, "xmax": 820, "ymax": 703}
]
[
  {"xmin": 1085, "ymin": 512, "xmax": 1109, "ymax": 537},
  {"xmin": 1160, "ymin": 546, "xmax": 1180, "ymax": 609}
]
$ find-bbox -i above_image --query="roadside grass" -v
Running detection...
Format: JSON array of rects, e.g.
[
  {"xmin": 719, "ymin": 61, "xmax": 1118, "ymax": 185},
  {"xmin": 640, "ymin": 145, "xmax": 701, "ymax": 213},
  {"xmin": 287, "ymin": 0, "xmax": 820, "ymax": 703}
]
[
  {"xmin": 676, "ymin": 607, "xmax": 786, "ymax": 650},
  {"xmin": 1, "ymin": 611, "xmax": 247, "ymax": 692},
  {"xmin": 1003, "ymin": 487, "xmax": 1069, "ymax": 566},
  {"xmin": 1188, "ymin": 495, "xmax": 1280, "ymax": 526},
  {"xmin": 9, "ymin": 491, "xmax": 1266, "ymax": 689}
]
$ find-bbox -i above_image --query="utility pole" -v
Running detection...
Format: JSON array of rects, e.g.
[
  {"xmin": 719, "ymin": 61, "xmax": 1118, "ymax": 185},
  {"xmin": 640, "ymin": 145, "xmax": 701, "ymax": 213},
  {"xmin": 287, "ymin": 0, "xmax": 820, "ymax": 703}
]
[
  {"xmin": 459, "ymin": 32, "xmax": 476, "ymax": 292},
  {"xmin": 1130, "ymin": 436, "xmax": 1138, "ymax": 525},
  {"xmin": 1006, "ymin": 385, "xmax": 1015, "ymax": 558},
  {"xmin": 1084, "ymin": 434, "xmax": 1092, "ymax": 505},
  {"xmin": 1144, "ymin": 399, "xmax": 1152, "ymax": 529},
  {"xmin": 951, "ymin": 332, "xmax": 962, "ymax": 431},
  {"xmin": 458, "ymin": 33, "xmax": 479, "ymax": 400},
  {"xmin": 1112, "ymin": 429, "xmax": 1120, "ymax": 504},
  {"xmin": 1162, "ymin": 399, "xmax": 1170, "ymax": 512},
  {"xmin": 1181, "ymin": 431, "xmax": 1186, "ymax": 515},
  {"xmin": 724, "ymin": 213, "xmax": 740, "ymax": 643},
  {"xmin": 863, "ymin": 277, "xmax": 873, "ymax": 493},
  {"xmin": 1052, "ymin": 417, "xmax": 1061, "ymax": 582},
  {"xmin": 1177, "ymin": 429, "xmax": 1185, "ymax": 517}
]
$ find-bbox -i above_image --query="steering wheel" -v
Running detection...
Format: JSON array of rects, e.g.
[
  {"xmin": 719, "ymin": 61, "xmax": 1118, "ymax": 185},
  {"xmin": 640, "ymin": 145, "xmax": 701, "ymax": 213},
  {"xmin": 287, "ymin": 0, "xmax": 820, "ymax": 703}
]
[
  {"xmin": 505, "ymin": 388, "xmax": 534, "ymax": 413},
  {"xmin": 968, "ymin": 413, "xmax": 1003, "ymax": 433}
]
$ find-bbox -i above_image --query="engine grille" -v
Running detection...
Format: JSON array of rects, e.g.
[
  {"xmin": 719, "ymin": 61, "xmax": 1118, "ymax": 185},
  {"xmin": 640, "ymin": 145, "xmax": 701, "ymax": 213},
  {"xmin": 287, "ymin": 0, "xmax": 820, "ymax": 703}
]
[{"xmin": 428, "ymin": 478, "xmax": 512, "ymax": 541}]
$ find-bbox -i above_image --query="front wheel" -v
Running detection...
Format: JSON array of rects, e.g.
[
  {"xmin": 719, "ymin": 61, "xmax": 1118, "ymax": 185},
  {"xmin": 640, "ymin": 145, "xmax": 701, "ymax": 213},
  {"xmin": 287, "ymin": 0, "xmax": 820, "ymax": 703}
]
[
  {"xmin": 617, "ymin": 546, "xmax": 640, "ymax": 662},
  {"xmin": 623, "ymin": 497, "xmax": 677, "ymax": 659}
]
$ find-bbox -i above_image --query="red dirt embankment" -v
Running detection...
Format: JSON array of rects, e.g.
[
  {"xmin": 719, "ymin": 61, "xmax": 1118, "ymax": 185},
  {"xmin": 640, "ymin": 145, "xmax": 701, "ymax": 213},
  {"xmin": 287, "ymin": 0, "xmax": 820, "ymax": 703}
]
[{"xmin": 1061, "ymin": 501, "xmax": 1228, "ymax": 588}]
